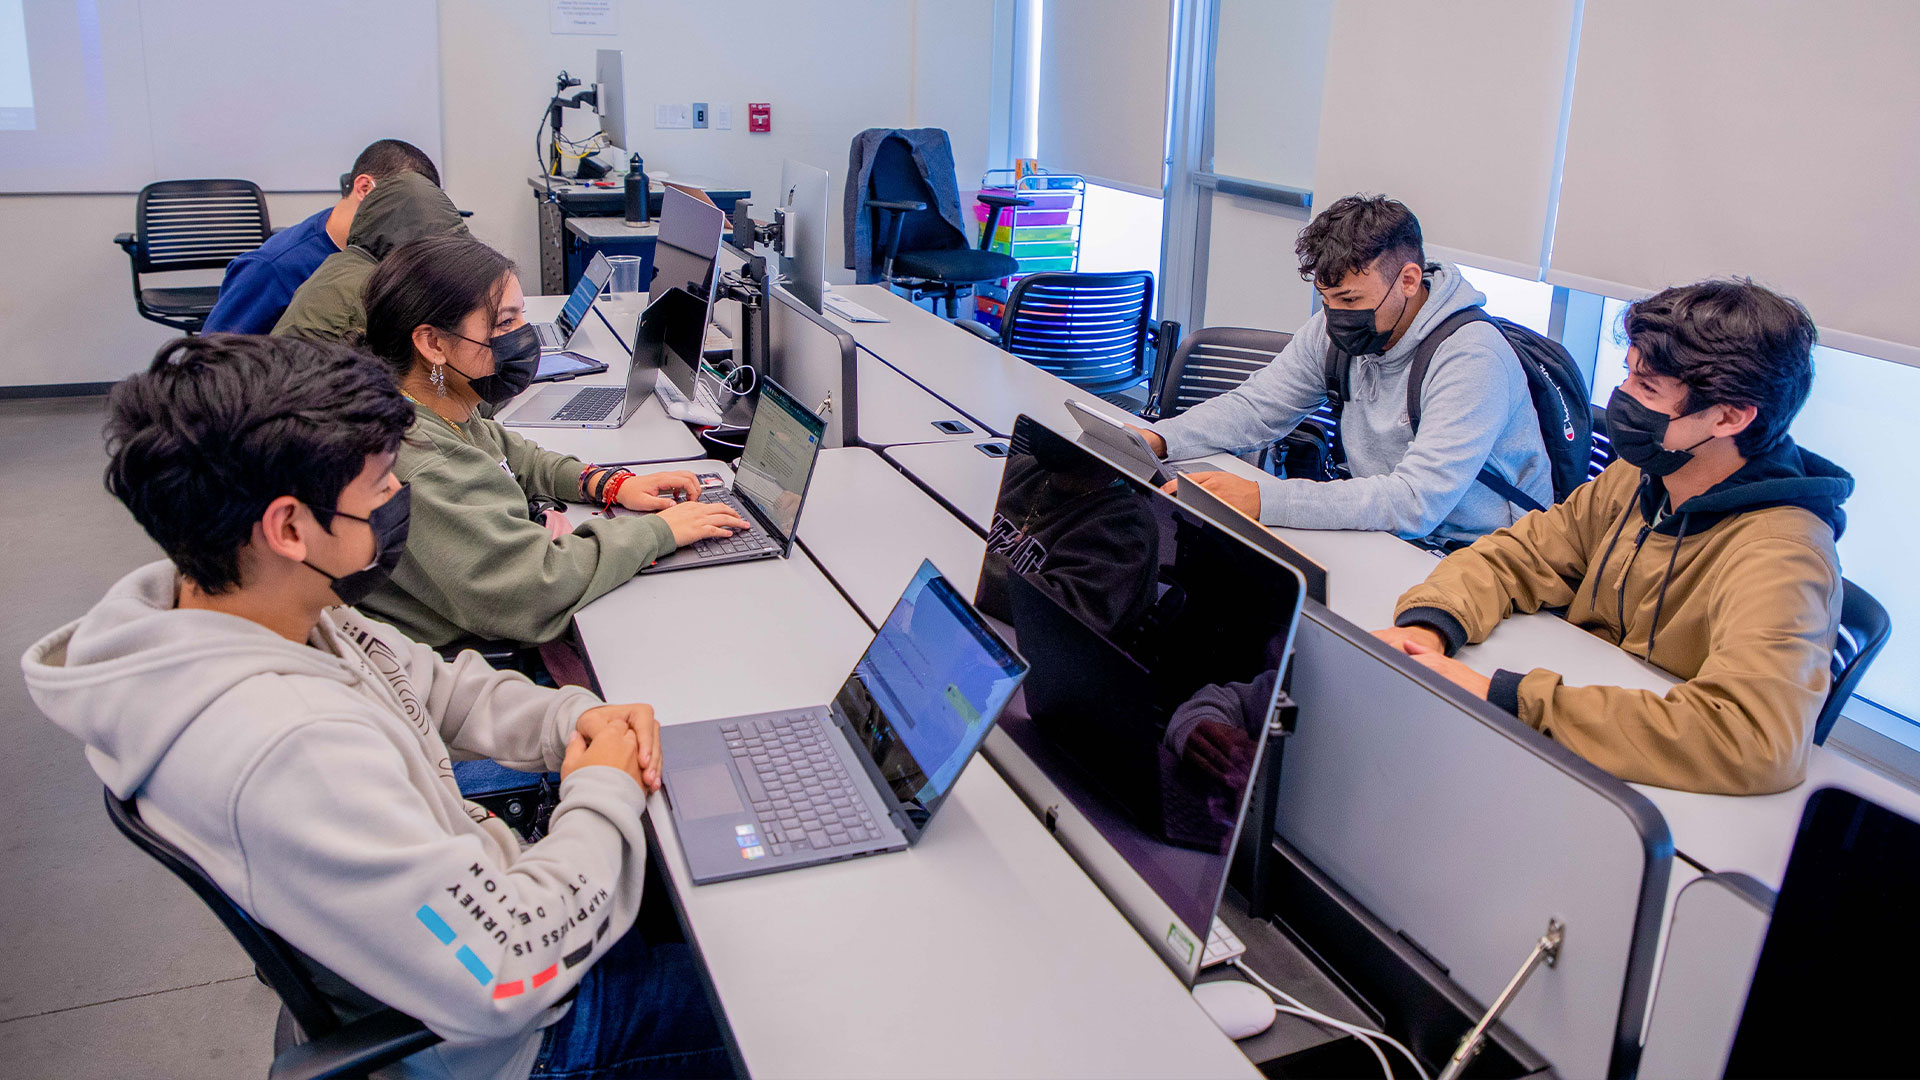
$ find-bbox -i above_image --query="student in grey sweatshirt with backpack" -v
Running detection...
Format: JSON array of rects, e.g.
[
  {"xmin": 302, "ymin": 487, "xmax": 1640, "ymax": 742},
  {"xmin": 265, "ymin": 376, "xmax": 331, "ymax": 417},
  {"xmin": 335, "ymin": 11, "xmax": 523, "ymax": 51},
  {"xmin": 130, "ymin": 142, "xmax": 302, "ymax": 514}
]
[{"xmin": 1133, "ymin": 194, "xmax": 1557, "ymax": 546}]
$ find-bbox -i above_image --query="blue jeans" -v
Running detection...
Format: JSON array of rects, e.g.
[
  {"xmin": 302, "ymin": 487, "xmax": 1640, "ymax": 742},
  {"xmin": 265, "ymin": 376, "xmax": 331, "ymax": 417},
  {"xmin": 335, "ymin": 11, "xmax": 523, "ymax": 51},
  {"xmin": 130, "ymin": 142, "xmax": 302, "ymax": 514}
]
[{"xmin": 529, "ymin": 923, "xmax": 731, "ymax": 1079}]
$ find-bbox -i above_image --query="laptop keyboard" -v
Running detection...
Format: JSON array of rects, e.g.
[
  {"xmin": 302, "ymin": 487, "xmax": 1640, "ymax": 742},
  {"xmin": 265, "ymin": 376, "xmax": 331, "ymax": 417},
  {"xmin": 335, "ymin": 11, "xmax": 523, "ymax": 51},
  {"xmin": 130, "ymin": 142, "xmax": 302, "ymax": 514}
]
[
  {"xmin": 552, "ymin": 386, "xmax": 625, "ymax": 421},
  {"xmin": 689, "ymin": 488, "xmax": 777, "ymax": 559},
  {"xmin": 1201, "ymin": 919, "xmax": 1247, "ymax": 969},
  {"xmin": 723, "ymin": 715, "xmax": 884, "ymax": 857}
]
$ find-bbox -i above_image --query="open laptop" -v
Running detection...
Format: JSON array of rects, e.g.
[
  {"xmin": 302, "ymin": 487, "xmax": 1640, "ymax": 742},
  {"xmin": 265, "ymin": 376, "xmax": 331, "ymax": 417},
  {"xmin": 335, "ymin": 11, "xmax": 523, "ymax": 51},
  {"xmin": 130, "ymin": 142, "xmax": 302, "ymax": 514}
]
[
  {"xmin": 499, "ymin": 286, "xmax": 700, "ymax": 429},
  {"xmin": 637, "ymin": 376, "xmax": 825, "ymax": 573},
  {"xmin": 1176, "ymin": 474, "xmax": 1328, "ymax": 605},
  {"xmin": 1062, "ymin": 399, "xmax": 1207, "ymax": 486},
  {"xmin": 660, "ymin": 559, "xmax": 1028, "ymax": 884},
  {"xmin": 534, "ymin": 251, "xmax": 614, "ymax": 352}
]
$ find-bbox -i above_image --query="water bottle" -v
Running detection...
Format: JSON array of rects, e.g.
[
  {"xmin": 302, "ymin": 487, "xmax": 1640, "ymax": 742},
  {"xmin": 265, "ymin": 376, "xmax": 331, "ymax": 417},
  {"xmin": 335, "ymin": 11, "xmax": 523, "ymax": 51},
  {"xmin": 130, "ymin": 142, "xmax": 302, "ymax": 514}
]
[{"xmin": 624, "ymin": 154, "xmax": 650, "ymax": 225}]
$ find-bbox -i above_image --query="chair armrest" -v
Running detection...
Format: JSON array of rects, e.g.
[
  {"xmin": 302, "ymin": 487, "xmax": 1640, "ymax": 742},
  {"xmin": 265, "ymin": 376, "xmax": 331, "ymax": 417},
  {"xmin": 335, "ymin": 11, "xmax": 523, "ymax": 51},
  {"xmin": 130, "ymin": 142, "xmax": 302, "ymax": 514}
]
[
  {"xmin": 269, "ymin": 1009, "xmax": 440, "ymax": 1080},
  {"xmin": 113, "ymin": 232, "xmax": 137, "ymax": 253},
  {"xmin": 957, "ymin": 319, "xmax": 1000, "ymax": 343},
  {"xmin": 867, "ymin": 199, "xmax": 928, "ymax": 213},
  {"xmin": 976, "ymin": 193, "xmax": 1033, "ymax": 208}
]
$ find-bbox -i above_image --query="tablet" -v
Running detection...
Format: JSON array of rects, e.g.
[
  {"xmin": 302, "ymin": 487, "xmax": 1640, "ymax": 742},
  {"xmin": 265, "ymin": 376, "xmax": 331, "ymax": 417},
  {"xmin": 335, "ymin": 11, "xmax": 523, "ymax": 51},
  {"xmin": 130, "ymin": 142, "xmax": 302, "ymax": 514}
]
[{"xmin": 534, "ymin": 350, "xmax": 610, "ymax": 383}]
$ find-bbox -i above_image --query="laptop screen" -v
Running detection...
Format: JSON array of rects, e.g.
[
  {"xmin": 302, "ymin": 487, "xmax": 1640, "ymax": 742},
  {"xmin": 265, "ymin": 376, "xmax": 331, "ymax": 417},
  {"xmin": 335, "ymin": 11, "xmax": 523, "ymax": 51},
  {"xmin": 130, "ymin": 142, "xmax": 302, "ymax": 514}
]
[
  {"xmin": 555, "ymin": 252, "xmax": 611, "ymax": 340},
  {"xmin": 836, "ymin": 560, "xmax": 1027, "ymax": 839},
  {"xmin": 732, "ymin": 379, "xmax": 825, "ymax": 545}
]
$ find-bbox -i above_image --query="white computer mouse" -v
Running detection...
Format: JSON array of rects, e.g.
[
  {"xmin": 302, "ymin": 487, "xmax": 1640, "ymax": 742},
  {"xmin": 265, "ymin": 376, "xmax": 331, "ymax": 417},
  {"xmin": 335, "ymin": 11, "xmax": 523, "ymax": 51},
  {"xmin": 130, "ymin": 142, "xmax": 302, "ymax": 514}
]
[{"xmin": 1192, "ymin": 979, "xmax": 1277, "ymax": 1040}]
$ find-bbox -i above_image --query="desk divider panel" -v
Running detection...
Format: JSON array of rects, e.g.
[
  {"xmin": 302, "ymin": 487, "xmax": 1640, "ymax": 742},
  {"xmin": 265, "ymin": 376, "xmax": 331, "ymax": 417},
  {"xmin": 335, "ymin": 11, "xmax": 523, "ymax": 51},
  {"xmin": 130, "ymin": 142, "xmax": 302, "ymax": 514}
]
[
  {"xmin": 765, "ymin": 286, "xmax": 859, "ymax": 449},
  {"xmin": 1277, "ymin": 604, "xmax": 1672, "ymax": 1078},
  {"xmin": 1637, "ymin": 873, "xmax": 1772, "ymax": 1080}
]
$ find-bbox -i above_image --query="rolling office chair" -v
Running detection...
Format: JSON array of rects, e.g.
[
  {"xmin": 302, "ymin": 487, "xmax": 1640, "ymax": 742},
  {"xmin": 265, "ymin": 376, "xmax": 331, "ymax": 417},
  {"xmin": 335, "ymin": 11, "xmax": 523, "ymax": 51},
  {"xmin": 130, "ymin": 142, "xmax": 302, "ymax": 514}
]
[
  {"xmin": 857, "ymin": 131, "xmax": 1027, "ymax": 317},
  {"xmin": 1142, "ymin": 326, "xmax": 1292, "ymax": 421},
  {"xmin": 1588, "ymin": 402, "xmax": 1617, "ymax": 479},
  {"xmin": 1813, "ymin": 580, "xmax": 1893, "ymax": 746},
  {"xmin": 972, "ymin": 270, "xmax": 1172, "ymax": 403},
  {"xmin": 102, "ymin": 790, "xmax": 440, "ymax": 1080},
  {"xmin": 113, "ymin": 179, "xmax": 273, "ymax": 334}
]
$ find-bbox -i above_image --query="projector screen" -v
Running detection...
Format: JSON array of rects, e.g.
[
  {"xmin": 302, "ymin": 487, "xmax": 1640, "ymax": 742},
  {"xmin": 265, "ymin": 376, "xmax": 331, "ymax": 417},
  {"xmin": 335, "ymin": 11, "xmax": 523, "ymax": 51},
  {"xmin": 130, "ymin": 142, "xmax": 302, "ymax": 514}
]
[
  {"xmin": 0, "ymin": 0, "xmax": 32, "ymax": 131},
  {"xmin": 0, "ymin": 0, "xmax": 441, "ymax": 193}
]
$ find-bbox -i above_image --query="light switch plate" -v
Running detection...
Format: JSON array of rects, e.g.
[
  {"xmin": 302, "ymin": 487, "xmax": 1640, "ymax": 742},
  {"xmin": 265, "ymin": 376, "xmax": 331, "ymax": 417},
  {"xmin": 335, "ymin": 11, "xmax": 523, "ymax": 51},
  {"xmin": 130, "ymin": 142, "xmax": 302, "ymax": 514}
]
[
  {"xmin": 654, "ymin": 104, "xmax": 692, "ymax": 129},
  {"xmin": 713, "ymin": 104, "xmax": 732, "ymax": 130}
]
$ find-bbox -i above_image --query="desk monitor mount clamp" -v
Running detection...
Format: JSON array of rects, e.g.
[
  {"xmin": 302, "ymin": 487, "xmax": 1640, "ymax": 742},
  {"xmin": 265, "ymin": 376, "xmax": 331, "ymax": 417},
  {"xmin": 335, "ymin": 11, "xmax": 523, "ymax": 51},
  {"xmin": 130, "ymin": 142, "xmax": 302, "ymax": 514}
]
[
  {"xmin": 1436, "ymin": 919, "xmax": 1565, "ymax": 1080},
  {"xmin": 546, "ymin": 70, "xmax": 605, "ymax": 179},
  {"xmin": 728, "ymin": 199, "xmax": 793, "ymax": 259},
  {"xmin": 716, "ymin": 252, "xmax": 776, "ymax": 386}
]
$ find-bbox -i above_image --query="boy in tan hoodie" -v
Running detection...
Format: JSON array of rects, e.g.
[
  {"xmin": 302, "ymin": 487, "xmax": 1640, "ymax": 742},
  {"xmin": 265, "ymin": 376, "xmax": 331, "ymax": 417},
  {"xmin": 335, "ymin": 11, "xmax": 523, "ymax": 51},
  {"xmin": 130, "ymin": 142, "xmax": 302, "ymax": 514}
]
[{"xmin": 1376, "ymin": 280, "xmax": 1852, "ymax": 795}]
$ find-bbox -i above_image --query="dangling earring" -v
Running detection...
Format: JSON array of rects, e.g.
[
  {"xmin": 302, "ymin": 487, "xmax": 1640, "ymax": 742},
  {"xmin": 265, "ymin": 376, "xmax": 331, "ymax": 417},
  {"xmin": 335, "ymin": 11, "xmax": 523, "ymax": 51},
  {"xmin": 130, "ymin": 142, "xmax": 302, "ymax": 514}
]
[{"xmin": 429, "ymin": 363, "xmax": 447, "ymax": 396}]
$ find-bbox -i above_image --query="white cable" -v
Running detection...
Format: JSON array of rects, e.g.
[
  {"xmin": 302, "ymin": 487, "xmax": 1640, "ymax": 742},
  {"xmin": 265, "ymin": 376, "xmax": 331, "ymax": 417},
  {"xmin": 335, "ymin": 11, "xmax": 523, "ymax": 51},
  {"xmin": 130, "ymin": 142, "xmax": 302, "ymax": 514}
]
[
  {"xmin": 1272, "ymin": 1003, "xmax": 1393, "ymax": 1080},
  {"xmin": 1231, "ymin": 958, "xmax": 1433, "ymax": 1080}
]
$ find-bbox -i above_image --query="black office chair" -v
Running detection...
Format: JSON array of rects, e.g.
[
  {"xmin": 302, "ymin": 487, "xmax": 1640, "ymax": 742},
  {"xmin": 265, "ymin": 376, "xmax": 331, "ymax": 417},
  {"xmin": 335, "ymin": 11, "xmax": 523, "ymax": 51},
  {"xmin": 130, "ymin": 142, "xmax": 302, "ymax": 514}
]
[
  {"xmin": 103, "ymin": 789, "xmax": 440, "ymax": 1080},
  {"xmin": 1589, "ymin": 402, "xmax": 1617, "ymax": 478},
  {"xmin": 978, "ymin": 271, "xmax": 1170, "ymax": 402},
  {"xmin": 113, "ymin": 179, "xmax": 272, "ymax": 334},
  {"xmin": 1813, "ymin": 580, "xmax": 1894, "ymax": 746},
  {"xmin": 1143, "ymin": 326, "xmax": 1292, "ymax": 421},
  {"xmin": 859, "ymin": 132, "xmax": 1027, "ymax": 317}
]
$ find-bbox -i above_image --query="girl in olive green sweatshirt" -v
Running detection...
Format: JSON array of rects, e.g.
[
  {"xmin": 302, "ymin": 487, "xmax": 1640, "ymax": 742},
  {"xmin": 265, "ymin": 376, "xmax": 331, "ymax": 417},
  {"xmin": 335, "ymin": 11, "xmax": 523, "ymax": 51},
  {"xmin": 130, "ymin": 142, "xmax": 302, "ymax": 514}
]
[{"xmin": 355, "ymin": 235, "xmax": 746, "ymax": 647}]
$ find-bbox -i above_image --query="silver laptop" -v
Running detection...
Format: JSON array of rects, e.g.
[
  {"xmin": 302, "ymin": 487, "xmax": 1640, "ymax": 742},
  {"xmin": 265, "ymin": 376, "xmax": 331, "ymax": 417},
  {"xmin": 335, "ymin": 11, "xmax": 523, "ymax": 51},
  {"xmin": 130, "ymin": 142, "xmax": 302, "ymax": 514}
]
[
  {"xmin": 498, "ymin": 285, "xmax": 695, "ymax": 429},
  {"xmin": 1061, "ymin": 399, "xmax": 1205, "ymax": 486},
  {"xmin": 638, "ymin": 377, "xmax": 825, "ymax": 573},
  {"xmin": 661, "ymin": 559, "xmax": 1028, "ymax": 884},
  {"xmin": 534, "ymin": 251, "xmax": 614, "ymax": 352}
]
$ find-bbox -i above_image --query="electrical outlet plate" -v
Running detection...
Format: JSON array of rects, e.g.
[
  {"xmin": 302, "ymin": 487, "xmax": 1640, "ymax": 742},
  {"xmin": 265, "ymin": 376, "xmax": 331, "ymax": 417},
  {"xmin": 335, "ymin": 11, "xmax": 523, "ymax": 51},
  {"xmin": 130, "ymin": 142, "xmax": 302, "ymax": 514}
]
[{"xmin": 691, "ymin": 102, "xmax": 708, "ymax": 129}]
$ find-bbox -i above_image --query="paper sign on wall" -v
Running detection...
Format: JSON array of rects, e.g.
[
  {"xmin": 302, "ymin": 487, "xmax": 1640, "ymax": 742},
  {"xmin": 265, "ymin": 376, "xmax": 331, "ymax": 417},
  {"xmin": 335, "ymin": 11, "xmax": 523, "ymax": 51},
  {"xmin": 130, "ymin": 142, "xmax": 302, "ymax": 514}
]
[{"xmin": 551, "ymin": 0, "xmax": 617, "ymax": 36}]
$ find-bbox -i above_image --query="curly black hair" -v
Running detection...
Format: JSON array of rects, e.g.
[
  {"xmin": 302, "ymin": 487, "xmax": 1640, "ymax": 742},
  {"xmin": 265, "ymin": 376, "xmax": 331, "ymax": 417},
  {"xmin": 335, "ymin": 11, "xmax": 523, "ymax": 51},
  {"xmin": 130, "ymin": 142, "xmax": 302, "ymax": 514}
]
[
  {"xmin": 1296, "ymin": 194, "xmax": 1425, "ymax": 290},
  {"xmin": 104, "ymin": 334, "xmax": 414, "ymax": 593},
  {"xmin": 1624, "ymin": 279, "xmax": 1816, "ymax": 455}
]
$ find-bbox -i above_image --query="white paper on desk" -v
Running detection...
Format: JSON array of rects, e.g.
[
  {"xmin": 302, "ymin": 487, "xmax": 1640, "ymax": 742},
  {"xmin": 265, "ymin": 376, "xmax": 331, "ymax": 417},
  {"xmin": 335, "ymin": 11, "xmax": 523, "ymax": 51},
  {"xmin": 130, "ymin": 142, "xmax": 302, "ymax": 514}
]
[
  {"xmin": 654, "ymin": 371, "xmax": 724, "ymax": 426},
  {"xmin": 549, "ymin": 0, "xmax": 616, "ymax": 34}
]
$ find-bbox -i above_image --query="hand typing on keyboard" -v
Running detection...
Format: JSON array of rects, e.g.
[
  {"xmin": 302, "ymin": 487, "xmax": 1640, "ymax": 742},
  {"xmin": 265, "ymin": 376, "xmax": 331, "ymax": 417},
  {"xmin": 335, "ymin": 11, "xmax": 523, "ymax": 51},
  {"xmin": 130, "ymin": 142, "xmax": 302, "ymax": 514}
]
[
  {"xmin": 609, "ymin": 470, "xmax": 704, "ymax": 512},
  {"xmin": 657, "ymin": 499, "xmax": 749, "ymax": 547}
]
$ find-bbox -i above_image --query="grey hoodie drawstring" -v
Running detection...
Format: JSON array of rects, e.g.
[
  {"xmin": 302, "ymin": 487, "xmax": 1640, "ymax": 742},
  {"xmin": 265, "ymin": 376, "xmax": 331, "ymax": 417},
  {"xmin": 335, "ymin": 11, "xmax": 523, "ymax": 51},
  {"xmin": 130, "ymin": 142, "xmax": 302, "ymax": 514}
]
[{"xmin": 1644, "ymin": 511, "xmax": 1691, "ymax": 660}]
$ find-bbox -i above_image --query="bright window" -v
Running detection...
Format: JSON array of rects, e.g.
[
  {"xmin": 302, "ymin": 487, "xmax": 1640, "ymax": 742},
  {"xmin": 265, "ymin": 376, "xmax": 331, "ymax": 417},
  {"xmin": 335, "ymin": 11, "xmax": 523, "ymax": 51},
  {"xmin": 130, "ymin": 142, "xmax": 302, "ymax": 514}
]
[
  {"xmin": 1076, "ymin": 181, "xmax": 1165, "ymax": 286},
  {"xmin": 1595, "ymin": 295, "xmax": 1918, "ymax": 728},
  {"xmin": 1456, "ymin": 264, "xmax": 1554, "ymax": 335}
]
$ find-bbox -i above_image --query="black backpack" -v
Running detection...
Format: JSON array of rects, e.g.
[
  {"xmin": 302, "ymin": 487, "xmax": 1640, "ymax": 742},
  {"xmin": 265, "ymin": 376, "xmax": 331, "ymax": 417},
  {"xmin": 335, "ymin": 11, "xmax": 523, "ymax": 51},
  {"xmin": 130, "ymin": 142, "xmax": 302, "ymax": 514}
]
[{"xmin": 1322, "ymin": 307, "xmax": 1591, "ymax": 513}]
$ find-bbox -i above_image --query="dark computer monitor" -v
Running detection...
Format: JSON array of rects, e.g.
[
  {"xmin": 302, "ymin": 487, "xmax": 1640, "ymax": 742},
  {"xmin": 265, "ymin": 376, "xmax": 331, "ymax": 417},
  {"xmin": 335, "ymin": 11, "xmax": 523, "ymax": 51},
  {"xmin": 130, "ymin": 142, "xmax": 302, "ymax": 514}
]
[
  {"xmin": 651, "ymin": 186, "xmax": 727, "ymax": 312},
  {"xmin": 975, "ymin": 413, "xmax": 1305, "ymax": 979},
  {"xmin": 594, "ymin": 49, "xmax": 626, "ymax": 152},
  {"xmin": 633, "ymin": 286, "xmax": 710, "ymax": 401},
  {"xmin": 1722, "ymin": 788, "xmax": 1920, "ymax": 1078}
]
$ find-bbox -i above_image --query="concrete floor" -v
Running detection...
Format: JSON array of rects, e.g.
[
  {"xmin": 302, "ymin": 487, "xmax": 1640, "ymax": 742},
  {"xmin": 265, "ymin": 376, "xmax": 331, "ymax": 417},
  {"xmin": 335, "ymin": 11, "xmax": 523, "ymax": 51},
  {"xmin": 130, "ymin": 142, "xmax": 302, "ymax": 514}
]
[{"xmin": 0, "ymin": 396, "xmax": 279, "ymax": 1078}]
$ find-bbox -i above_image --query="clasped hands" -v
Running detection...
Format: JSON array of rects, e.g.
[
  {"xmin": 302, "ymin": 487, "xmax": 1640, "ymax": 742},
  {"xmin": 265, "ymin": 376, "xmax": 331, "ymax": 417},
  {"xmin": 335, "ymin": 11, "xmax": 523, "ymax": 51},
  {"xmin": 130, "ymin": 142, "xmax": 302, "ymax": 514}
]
[{"xmin": 561, "ymin": 703, "xmax": 665, "ymax": 794}]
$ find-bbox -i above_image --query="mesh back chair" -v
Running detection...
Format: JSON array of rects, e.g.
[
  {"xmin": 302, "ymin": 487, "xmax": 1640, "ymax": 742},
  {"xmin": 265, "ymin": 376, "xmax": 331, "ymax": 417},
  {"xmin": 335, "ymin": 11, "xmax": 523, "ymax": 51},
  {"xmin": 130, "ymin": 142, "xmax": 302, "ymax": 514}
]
[
  {"xmin": 1813, "ymin": 580, "xmax": 1894, "ymax": 746},
  {"xmin": 995, "ymin": 271, "xmax": 1164, "ymax": 399},
  {"xmin": 113, "ymin": 179, "xmax": 272, "ymax": 334},
  {"xmin": 1589, "ymin": 402, "xmax": 1617, "ymax": 479},
  {"xmin": 1144, "ymin": 326, "xmax": 1292, "ymax": 420},
  {"xmin": 103, "ymin": 790, "xmax": 439, "ymax": 1080},
  {"xmin": 862, "ymin": 132, "xmax": 1026, "ymax": 317}
]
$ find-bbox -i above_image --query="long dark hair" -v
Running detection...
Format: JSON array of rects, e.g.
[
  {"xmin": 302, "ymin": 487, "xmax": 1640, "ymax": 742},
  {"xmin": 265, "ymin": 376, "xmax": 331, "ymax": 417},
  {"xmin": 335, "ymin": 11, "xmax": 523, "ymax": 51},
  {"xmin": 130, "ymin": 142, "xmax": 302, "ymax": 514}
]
[{"xmin": 361, "ymin": 234, "xmax": 516, "ymax": 381}]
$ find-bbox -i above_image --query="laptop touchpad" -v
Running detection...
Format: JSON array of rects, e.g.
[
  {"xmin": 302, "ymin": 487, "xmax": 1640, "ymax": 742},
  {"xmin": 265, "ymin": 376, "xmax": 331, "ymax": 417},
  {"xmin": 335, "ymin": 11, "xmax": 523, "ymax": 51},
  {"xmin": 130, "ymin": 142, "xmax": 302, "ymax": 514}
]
[{"xmin": 673, "ymin": 763, "xmax": 746, "ymax": 819}]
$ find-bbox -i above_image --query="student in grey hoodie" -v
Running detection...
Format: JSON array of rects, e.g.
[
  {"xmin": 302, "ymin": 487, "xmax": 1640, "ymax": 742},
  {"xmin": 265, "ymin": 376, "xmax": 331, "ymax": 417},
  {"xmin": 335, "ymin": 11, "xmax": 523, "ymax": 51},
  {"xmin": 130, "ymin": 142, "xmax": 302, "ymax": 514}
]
[
  {"xmin": 1134, "ymin": 195, "xmax": 1552, "ymax": 546},
  {"xmin": 22, "ymin": 335, "xmax": 724, "ymax": 1080}
]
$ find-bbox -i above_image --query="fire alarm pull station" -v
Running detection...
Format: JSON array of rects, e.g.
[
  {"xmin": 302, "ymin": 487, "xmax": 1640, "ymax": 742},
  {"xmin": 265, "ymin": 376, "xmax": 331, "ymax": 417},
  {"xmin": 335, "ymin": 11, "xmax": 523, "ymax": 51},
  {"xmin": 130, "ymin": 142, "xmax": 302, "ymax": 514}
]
[{"xmin": 748, "ymin": 103, "xmax": 771, "ymax": 133}]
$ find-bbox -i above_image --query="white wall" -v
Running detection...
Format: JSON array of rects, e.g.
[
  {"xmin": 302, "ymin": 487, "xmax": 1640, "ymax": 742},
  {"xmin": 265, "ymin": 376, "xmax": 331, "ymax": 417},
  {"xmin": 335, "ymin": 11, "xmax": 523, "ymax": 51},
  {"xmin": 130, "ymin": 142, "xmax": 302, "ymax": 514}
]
[{"xmin": 0, "ymin": 0, "xmax": 999, "ymax": 389}]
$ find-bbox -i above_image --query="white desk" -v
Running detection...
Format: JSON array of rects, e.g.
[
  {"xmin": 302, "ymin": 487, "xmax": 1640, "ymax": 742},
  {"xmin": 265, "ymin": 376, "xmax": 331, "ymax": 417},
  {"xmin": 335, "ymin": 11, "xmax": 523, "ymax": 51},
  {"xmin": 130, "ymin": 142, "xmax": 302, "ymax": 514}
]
[
  {"xmin": 500, "ymin": 295, "xmax": 704, "ymax": 466},
  {"xmin": 832, "ymin": 283, "xmax": 1140, "ymax": 438},
  {"xmin": 796, "ymin": 448, "xmax": 989, "ymax": 625},
  {"xmin": 569, "ymin": 540, "xmax": 1257, "ymax": 1079},
  {"xmin": 853, "ymin": 352, "xmax": 994, "ymax": 448},
  {"xmin": 880, "ymin": 439, "xmax": 1010, "ymax": 533},
  {"xmin": 565, "ymin": 216, "xmax": 659, "ymax": 242}
]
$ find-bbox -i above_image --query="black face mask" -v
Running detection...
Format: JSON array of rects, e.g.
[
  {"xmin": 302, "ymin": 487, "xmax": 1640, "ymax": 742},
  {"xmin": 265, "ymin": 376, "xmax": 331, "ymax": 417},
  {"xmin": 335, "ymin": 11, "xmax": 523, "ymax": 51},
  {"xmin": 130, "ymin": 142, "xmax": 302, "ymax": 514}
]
[
  {"xmin": 448, "ymin": 324, "xmax": 540, "ymax": 406},
  {"xmin": 1323, "ymin": 278, "xmax": 1406, "ymax": 357},
  {"xmin": 1605, "ymin": 388, "xmax": 1713, "ymax": 477},
  {"xmin": 303, "ymin": 486, "xmax": 412, "ymax": 605}
]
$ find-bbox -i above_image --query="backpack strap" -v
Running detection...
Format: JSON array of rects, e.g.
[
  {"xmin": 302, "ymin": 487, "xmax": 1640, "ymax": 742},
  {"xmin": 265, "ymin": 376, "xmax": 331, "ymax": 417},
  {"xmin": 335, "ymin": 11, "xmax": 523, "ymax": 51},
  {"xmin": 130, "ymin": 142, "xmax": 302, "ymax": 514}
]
[
  {"xmin": 1404, "ymin": 306, "xmax": 1494, "ymax": 433},
  {"xmin": 1406, "ymin": 306, "xmax": 1549, "ymax": 516},
  {"xmin": 1323, "ymin": 343, "xmax": 1352, "ymax": 409}
]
